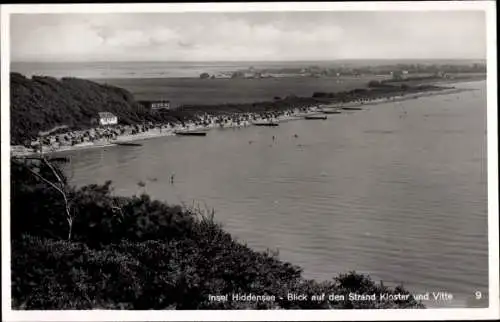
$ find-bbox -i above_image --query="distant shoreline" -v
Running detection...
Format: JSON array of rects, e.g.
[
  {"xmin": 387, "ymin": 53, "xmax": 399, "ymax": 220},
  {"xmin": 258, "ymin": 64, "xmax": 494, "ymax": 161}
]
[
  {"xmin": 11, "ymin": 60, "xmax": 486, "ymax": 80},
  {"xmin": 91, "ymin": 73, "xmax": 486, "ymax": 82}
]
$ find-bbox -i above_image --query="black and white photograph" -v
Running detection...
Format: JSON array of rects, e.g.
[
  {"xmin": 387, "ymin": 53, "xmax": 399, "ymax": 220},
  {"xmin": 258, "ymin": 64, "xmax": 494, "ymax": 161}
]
[{"xmin": 1, "ymin": 2, "xmax": 498, "ymax": 321}]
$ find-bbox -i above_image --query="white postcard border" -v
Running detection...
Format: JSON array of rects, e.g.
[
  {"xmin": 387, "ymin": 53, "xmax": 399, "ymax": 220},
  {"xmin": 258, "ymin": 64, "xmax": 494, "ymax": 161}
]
[{"xmin": 1, "ymin": 1, "xmax": 498, "ymax": 321}]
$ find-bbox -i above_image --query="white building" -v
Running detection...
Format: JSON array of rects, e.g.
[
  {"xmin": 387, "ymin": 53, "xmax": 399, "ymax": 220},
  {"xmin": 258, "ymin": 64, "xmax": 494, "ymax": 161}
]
[
  {"xmin": 98, "ymin": 112, "xmax": 118, "ymax": 126},
  {"xmin": 151, "ymin": 101, "xmax": 170, "ymax": 110}
]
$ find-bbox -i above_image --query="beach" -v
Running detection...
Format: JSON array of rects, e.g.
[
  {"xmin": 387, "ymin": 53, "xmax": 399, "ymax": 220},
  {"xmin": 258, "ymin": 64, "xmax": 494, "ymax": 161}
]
[{"xmin": 10, "ymin": 85, "xmax": 473, "ymax": 158}]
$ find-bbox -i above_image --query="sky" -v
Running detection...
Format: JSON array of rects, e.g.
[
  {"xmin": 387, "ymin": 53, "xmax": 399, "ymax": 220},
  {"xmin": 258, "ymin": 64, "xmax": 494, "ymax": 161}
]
[{"xmin": 10, "ymin": 11, "xmax": 486, "ymax": 62}]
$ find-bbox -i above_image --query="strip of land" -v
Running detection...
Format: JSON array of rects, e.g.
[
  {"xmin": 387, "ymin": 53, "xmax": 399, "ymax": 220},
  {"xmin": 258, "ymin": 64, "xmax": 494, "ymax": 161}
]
[{"xmin": 10, "ymin": 72, "xmax": 482, "ymax": 157}]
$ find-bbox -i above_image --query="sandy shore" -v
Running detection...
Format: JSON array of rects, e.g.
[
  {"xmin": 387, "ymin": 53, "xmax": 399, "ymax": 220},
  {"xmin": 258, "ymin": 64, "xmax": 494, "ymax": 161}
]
[{"xmin": 10, "ymin": 86, "xmax": 474, "ymax": 158}]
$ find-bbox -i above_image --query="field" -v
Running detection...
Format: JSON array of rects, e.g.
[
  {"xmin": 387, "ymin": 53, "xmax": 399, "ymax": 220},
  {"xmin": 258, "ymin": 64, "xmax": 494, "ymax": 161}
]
[{"xmin": 95, "ymin": 76, "xmax": 390, "ymax": 107}]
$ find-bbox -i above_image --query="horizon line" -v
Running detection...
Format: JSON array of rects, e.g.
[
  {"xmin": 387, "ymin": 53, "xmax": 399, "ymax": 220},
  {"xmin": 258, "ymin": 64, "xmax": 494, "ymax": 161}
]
[{"xmin": 11, "ymin": 58, "xmax": 487, "ymax": 64}]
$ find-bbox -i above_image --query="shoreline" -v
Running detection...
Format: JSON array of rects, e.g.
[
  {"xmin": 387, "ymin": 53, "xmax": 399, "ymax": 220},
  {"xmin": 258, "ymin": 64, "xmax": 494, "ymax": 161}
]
[
  {"xmin": 10, "ymin": 84, "xmax": 477, "ymax": 158},
  {"xmin": 93, "ymin": 73, "xmax": 486, "ymax": 82}
]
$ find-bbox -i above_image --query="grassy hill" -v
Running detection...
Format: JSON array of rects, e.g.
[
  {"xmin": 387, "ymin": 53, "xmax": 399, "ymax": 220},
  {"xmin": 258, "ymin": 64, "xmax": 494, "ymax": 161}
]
[{"xmin": 10, "ymin": 73, "xmax": 145, "ymax": 144}]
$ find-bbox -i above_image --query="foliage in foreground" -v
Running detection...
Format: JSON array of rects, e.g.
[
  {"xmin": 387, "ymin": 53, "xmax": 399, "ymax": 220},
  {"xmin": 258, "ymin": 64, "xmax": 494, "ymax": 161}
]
[{"xmin": 10, "ymin": 159, "xmax": 424, "ymax": 309}]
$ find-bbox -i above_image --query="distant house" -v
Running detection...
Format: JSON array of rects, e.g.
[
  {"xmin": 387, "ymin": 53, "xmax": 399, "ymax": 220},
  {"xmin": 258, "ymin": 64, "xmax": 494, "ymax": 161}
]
[
  {"xmin": 243, "ymin": 72, "xmax": 257, "ymax": 78},
  {"xmin": 139, "ymin": 100, "xmax": 172, "ymax": 111},
  {"xmin": 435, "ymin": 71, "xmax": 450, "ymax": 79},
  {"xmin": 390, "ymin": 70, "xmax": 408, "ymax": 80},
  {"xmin": 98, "ymin": 112, "xmax": 118, "ymax": 126},
  {"xmin": 230, "ymin": 71, "xmax": 246, "ymax": 79}
]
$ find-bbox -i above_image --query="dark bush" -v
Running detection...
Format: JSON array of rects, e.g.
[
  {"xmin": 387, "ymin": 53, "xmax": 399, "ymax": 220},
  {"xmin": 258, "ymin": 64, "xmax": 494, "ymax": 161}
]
[
  {"xmin": 312, "ymin": 92, "xmax": 328, "ymax": 98},
  {"xmin": 10, "ymin": 159, "xmax": 425, "ymax": 310},
  {"xmin": 12, "ymin": 234, "xmax": 424, "ymax": 310},
  {"xmin": 199, "ymin": 73, "xmax": 210, "ymax": 79}
]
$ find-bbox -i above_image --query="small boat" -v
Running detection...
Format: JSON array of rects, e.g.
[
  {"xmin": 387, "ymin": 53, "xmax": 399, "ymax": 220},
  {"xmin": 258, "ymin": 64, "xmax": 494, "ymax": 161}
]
[
  {"xmin": 322, "ymin": 110, "xmax": 342, "ymax": 114},
  {"xmin": 253, "ymin": 122, "xmax": 279, "ymax": 127},
  {"xmin": 116, "ymin": 142, "xmax": 142, "ymax": 146},
  {"xmin": 175, "ymin": 131, "xmax": 207, "ymax": 136},
  {"xmin": 305, "ymin": 115, "xmax": 327, "ymax": 120},
  {"xmin": 342, "ymin": 107, "xmax": 363, "ymax": 111}
]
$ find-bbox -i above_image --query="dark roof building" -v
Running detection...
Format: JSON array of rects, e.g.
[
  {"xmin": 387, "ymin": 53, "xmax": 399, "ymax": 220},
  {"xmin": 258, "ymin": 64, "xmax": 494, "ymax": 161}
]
[{"xmin": 138, "ymin": 100, "xmax": 172, "ymax": 111}]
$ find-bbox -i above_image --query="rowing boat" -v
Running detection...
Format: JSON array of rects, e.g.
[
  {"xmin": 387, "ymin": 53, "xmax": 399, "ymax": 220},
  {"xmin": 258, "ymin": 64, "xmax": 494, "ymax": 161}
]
[
  {"xmin": 175, "ymin": 131, "xmax": 207, "ymax": 136},
  {"xmin": 304, "ymin": 115, "xmax": 328, "ymax": 120},
  {"xmin": 322, "ymin": 109, "xmax": 342, "ymax": 114},
  {"xmin": 116, "ymin": 142, "xmax": 143, "ymax": 146},
  {"xmin": 253, "ymin": 122, "xmax": 279, "ymax": 127}
]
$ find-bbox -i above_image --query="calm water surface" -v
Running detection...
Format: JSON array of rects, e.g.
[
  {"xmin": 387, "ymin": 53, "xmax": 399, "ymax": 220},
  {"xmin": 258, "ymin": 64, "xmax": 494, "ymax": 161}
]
[
  {"xmin": 12, "ymin": 60, "xmax": 470, "ymax": 79},
  {"xmin": 63, "ymin": 81, "xmax": 488, "ymax": 308}
]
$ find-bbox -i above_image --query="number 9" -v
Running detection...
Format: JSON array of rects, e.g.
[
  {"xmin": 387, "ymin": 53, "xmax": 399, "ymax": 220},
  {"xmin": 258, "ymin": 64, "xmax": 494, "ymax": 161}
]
[{"xmin": 475, "ymin": 291, "xmax": 482, "ymax": 299}]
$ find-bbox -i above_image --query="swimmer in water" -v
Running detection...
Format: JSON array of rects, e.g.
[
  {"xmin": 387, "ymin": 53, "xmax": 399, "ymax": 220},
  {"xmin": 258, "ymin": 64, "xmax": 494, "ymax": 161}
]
[
  {"xmin": 272, "ymin": 135, "xmax": 275, "ymax": 141},
  {"xmin": 249, "ymin": 140, "xmax": 253, "ymax": 144},
  {"xmin": 170, "ymin": 173, "xmax": 175, "ymax": 184},
  {"xmin": 293, "ymin": 134, "xmax": 298, "ymax": 138}
]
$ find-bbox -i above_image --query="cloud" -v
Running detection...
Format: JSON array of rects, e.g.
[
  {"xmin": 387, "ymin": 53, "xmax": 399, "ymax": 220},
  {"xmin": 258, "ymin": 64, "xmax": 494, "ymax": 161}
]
[{"xmin": 10, "ymin": 11, "xmax": 486, "ymax": 62}]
